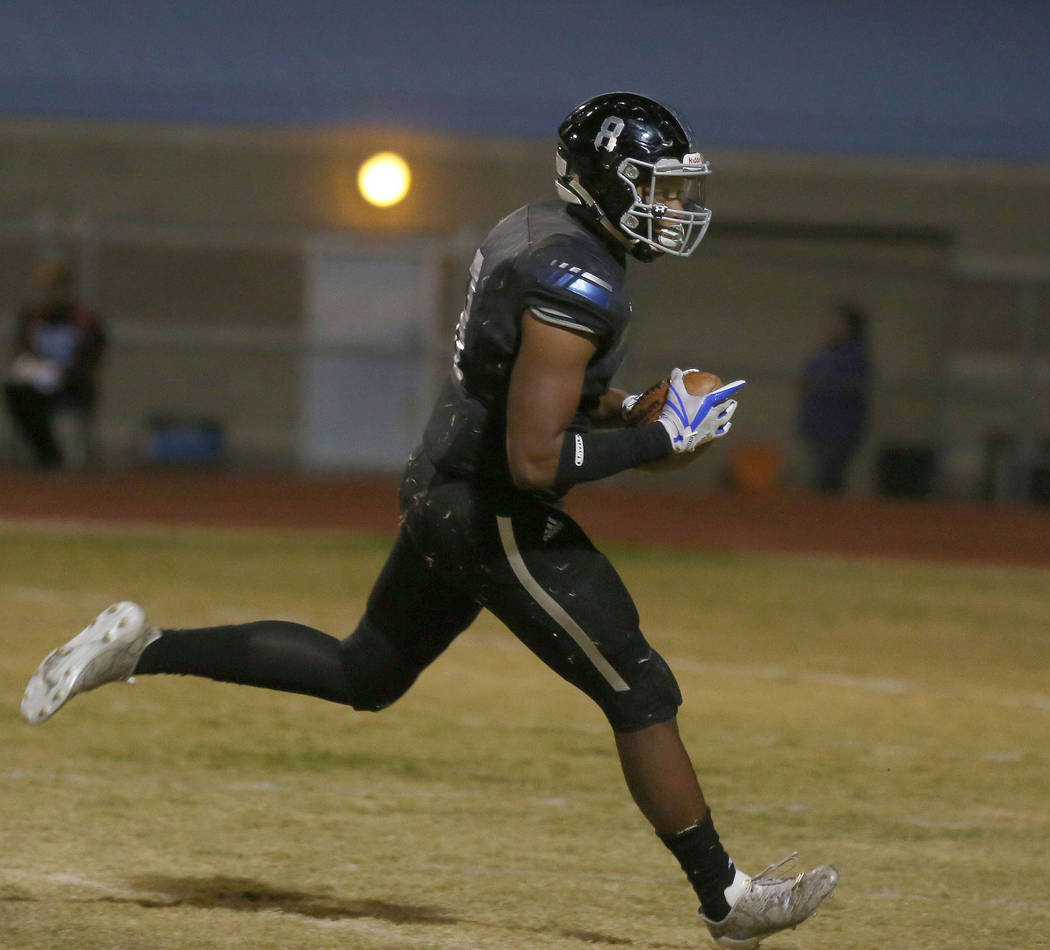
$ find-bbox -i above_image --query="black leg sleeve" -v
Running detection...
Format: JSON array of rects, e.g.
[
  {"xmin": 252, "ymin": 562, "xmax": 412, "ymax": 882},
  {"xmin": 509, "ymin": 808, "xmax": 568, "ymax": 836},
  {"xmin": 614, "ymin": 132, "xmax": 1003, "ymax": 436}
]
[
  {"xmin": 132, "ymin": 526, "xmax": 479, "ymax": 710},
  {"xmin": 134, "ymin": 620, "xmax": 359, "ymax": 705}
]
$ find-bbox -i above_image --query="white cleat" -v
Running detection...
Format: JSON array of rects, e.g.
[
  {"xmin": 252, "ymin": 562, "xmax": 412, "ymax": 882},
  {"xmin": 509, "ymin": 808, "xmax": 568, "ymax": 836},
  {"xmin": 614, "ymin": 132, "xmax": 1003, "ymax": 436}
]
[
  {"xmin": 702, "ymin": 853, "xmax": 839, "ymax": 949},
  {"xmin": 20, "ymin": 602, "xmax": 160, "ymax": 724}
]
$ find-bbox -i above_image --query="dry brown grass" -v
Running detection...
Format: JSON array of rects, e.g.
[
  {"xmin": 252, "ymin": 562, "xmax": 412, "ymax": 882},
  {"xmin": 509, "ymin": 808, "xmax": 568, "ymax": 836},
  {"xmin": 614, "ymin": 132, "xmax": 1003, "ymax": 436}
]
[{"xmin": 2, "ymin": 524, "xmax": 1049, "ymax": 950}]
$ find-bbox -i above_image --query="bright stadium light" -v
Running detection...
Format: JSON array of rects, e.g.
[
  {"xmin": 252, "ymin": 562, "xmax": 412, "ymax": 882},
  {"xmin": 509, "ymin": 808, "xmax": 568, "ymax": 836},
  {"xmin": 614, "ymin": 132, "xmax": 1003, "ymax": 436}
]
[{"xmin": 357, "ymin": 152, "xmax": 411, "ymax": 207}]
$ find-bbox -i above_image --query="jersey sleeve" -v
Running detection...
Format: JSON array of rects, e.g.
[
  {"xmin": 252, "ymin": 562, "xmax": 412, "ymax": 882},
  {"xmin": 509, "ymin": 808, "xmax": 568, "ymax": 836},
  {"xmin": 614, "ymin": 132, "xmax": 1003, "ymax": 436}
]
[{"xmin": 517, "ymin": 239, "xmax": 628, "ymax": 346}]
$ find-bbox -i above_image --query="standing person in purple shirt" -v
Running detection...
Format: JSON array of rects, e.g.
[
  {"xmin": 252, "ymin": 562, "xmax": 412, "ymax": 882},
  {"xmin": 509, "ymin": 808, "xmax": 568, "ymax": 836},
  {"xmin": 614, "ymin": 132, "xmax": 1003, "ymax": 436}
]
[{"xmin": 799, "ymin": 303, "xmax": 871, "ymax": 494}]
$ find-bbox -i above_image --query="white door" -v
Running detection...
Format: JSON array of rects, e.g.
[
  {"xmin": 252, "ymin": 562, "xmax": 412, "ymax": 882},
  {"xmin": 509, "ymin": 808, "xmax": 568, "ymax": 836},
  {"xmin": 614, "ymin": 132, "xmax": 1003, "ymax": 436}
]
[{"xmin": 300, "ymin": 239, "xmax": 439, "ymax": 471}]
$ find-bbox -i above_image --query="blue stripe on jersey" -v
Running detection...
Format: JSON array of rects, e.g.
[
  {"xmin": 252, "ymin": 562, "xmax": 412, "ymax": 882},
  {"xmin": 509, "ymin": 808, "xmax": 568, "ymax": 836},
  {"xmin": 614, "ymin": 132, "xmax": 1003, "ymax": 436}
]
[{"xmin": 539, "ymin": 265, "xmax": 612, "ymax": 308}]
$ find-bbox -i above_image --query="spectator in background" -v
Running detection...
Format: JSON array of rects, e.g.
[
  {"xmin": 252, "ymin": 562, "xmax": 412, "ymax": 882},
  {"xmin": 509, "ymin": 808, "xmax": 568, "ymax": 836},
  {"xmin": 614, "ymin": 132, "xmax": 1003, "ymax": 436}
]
[
  {"xmin": 4, "ymin": 259, "xmax": 106, "ymax": 469},
  {"xmin": 798, "ymin": 302, "xmax": 870, "ymax": 494}
]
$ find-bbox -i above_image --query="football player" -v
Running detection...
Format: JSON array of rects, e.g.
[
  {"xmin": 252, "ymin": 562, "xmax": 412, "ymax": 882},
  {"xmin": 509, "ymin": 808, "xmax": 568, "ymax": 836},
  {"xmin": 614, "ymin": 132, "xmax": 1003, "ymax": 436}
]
[{"xmin": 22, "ymin": 92, "xmax": 836, "ymax": 948}]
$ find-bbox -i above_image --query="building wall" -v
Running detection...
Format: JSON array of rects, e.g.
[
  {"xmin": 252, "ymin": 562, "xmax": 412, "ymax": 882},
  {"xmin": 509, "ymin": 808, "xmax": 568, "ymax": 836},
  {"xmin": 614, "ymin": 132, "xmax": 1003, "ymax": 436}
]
[{"xmin": 2, "ymin": 118, "xmax": 1049, "ymax": 496}]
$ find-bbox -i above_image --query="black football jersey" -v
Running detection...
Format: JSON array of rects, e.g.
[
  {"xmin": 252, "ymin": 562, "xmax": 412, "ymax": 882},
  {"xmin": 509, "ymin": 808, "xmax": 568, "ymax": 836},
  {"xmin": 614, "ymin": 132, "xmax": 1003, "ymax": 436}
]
[{"xmin": 422, "ymin": 199, "xmax": 632, "ymax": 491}]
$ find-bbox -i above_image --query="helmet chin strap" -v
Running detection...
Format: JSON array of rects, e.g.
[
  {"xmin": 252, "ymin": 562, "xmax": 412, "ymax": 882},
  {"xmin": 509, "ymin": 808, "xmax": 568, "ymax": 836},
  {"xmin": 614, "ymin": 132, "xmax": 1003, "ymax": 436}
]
[
  {"xmin": 599, "ymin": 215, "xmax": 640, "ymax": 253},
  {"xmin": 554, "ymin": 179, "xmax": 583, "ymax": 206}
]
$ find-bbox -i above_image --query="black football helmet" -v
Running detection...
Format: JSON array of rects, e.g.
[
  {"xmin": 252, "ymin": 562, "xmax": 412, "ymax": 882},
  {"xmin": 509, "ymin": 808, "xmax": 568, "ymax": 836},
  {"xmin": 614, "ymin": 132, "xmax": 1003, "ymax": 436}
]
[{"xmin": 556, "ymin": 92, "xmax": 711, "ymax": 261}]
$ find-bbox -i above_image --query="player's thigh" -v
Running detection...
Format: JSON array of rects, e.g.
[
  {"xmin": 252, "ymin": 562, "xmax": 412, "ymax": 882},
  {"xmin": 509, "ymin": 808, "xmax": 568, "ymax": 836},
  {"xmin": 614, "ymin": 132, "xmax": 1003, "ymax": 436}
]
[
  {"xmin": 482, "ymin": 505, "xmax": 681, "ymax": 732},
  {"xmin": 362, "ymin": 527, "xmax": 481, "ymax": 670}
]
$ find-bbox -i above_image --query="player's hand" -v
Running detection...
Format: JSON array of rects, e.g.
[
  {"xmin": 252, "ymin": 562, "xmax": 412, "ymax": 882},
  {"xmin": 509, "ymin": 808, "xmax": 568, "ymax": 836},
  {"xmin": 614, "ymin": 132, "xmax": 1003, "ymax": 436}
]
[
  {"xmin": 620, "ymin": 376, "xmax": 672, "ymax": 424},
  {"xmin": 658, "ymin": 369, "xmax": 745, "ymax": 453},
  {"xmin": 621, "ymin": 391, "xmax": 643, "ymax": 419}
]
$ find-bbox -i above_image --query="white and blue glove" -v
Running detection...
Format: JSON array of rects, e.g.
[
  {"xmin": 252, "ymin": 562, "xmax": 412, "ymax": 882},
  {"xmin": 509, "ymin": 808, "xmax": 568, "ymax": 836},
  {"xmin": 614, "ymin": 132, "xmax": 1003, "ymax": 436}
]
[{"xmin": 658, "ymin": 369, "xmax": 746, "ymax": 453}]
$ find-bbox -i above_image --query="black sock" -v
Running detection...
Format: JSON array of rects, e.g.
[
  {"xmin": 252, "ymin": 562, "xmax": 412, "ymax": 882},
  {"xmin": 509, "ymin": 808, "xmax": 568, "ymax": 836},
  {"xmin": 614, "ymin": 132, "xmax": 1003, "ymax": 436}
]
[{"xmin": 659, "ymin": 811, "xmax": 736, "ymax": 921}]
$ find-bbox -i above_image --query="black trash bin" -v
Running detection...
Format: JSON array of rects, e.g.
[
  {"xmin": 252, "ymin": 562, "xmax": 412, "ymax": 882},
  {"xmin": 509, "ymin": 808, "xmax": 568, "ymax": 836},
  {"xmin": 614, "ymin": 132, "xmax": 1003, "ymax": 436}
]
[{"xmin": 877, "ymin": 445, "xmax": 935, "ymax": 498}]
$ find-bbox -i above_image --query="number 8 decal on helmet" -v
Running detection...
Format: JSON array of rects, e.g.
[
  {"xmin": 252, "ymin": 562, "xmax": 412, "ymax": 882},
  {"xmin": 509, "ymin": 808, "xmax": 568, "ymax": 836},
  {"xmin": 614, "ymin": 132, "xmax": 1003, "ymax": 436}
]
[{"xmin": 593, "ymin": 116, "xmax": 625, "ymax": 152}]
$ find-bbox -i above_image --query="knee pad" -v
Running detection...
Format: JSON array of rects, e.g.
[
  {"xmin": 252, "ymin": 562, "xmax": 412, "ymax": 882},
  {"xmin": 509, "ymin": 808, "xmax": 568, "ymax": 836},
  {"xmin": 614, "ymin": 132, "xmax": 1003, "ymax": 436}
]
[
  {"xmin": 339, "ymin": 617, "xmax": 420, "ymax": 712},
  {"xmin": 600, "ymin": 648, "xmax": 682, "ymax": 733}
]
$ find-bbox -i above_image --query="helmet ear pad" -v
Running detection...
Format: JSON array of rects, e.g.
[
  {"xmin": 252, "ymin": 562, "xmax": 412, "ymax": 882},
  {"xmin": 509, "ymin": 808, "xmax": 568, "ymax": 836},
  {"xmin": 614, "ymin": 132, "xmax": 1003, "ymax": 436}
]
[
  {"xmin": 556, "ymin": 139, "xmax": 636, "ymax": 223},
  {"xmin": 554, "ymin": 149, "xmax": 636, "ymax": 253},
  {"xmin": 581, "ymin": 151, "xmax": 632, "ymax": 221}
]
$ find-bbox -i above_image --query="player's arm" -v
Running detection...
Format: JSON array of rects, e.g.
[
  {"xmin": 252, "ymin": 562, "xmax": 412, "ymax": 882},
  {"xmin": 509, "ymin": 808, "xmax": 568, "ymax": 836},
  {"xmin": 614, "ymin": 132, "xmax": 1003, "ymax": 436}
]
[
  {"xmin": 588, "ymin": 386, "xmax": 632, "ymax": 429},
  {"xmin": 506, "ymin": 311, "xmax": 596, "ymax": 490},
  {"xmin": 506, "ymin": 310, "xmax": 671, "ymax": 492}
]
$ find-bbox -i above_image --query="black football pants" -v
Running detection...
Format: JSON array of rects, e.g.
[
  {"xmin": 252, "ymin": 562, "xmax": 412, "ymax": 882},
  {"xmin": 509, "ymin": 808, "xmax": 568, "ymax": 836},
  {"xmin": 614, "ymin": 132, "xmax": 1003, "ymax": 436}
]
[{"xmin": 137, "ymin": 452, "xmax": 681, "ymax": 732}]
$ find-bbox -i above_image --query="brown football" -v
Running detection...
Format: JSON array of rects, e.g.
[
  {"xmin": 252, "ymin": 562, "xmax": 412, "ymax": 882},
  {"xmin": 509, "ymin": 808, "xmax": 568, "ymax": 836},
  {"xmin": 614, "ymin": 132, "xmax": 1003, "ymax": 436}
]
[
  {"xmin": 623, "ymin": 377, "xmax": 671, "ymax": 426},
  {"xmin": 625, "ymin": 370, "xmax": 723, "ymax": 471},
  {"xmin": 624, "ymin": 370, "xmax": 723, "ymax": 425}
]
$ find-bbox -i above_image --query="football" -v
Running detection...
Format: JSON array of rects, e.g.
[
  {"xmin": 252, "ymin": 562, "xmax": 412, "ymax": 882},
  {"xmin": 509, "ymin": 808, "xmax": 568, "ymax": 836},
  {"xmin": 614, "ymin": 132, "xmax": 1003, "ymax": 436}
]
[
  {"xmin": 624, "ymin": 370, "xmax": 723, "ymax": 425},
  {"xmin": 625, "ymin": 370, "xmax": 723, "ymax": 471}
]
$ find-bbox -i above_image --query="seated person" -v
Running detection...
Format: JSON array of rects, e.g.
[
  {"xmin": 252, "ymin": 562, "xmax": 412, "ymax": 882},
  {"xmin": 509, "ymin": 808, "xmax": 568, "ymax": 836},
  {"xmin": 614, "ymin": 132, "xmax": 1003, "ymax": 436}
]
[{"xmin": 5, "ymin": 259, "xmax": 106, "ymax": 469}]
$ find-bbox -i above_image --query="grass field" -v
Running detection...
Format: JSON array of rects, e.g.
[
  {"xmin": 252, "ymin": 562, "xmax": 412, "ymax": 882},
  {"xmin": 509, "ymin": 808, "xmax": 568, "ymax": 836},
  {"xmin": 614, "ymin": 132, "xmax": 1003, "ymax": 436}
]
[{"xmin": 2, "ymin": 522, "xmax": 1049, "ymax": 950}]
